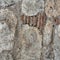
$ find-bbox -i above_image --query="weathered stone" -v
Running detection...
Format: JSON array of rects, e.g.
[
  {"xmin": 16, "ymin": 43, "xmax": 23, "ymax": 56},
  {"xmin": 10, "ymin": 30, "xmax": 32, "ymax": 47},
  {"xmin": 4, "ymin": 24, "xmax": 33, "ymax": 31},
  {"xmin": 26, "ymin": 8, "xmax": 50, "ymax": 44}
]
[
  {"xmin": 54, "ymin": 15, "xmax": 60, "ymax": 25},
  {"xmin": 55, "ymin": 0, "xmax": 60, "ymax": 17},
  {"xmin": 0, "ymin": 0, "xmax": 60, "ymax": 60},
  {"xmin": 22, "ymin": 0, "xmax": 44, "ymax": 16},
  {"xmin": 42, "ymin": 46, "xmax": 53, "ymax": 60},
  {"xmin": 0, "ymin": 0, "xmax": 21, "ymax": 8},
  {"xmin": 43, "ymin": 18, "xmax": 53, "ymax": 46},
  {"xmin": 45, "ymin": 0, "xmax": 57, "ymax": 17},
  {"xmin": 0, "ymin": 51, "xmax": 13, "ymax": 60},
  {"xmin": 19, "ymin": 25, "xmax": 42, "ymax": 60},
  {"xmin": 42, "ymin": 18, "xmax": 54, "ymax": 60},
  {"xmin": 53, "ymin": 24, "xmax": 60, "ymax": 60},
  {"xmin": 0, "ymin": 9, "xmax": 17, "ymax": 53}
]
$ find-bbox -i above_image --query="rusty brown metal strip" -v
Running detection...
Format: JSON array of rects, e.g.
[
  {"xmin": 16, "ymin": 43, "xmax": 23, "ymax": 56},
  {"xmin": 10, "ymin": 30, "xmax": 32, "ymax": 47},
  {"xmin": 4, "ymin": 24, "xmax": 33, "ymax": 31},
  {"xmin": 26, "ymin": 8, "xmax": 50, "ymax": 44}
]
[{"xmin": 20, "ymin": 12, "xmax": 47, "ymax": 30}]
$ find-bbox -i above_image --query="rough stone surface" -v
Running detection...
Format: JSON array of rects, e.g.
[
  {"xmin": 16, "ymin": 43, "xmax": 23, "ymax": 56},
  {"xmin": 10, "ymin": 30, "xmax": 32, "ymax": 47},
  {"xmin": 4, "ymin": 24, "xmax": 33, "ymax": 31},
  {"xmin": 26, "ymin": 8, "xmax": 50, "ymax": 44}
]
[
  {"xmin": 0, "ymin": 9, "xmax": 17, "ymax": 53},
  {"xmin": 43, "ymin": 18, "xmax": 53, "ymax": 46},
  {"xmin": 20, "ymin": 25, "xmax": 42, "ymax": 60},
  {"xmin": 0, "ymin": 51, "xmax": 13, "ymax": 60},
  {"xmin": 55, "ymin": 0, "xmax": 60, "ymax": 17},
  {"xmin": 22, "ymin": 0, "xmax": 44, "ymax": 16},
  {"xmin": 42, "ymin": 18, "xmax": 54, "ymax": 60},
  {"xmin": 45, "ymin": 0, "xmax": 57, "ymax": 17},
  {"xmin": 0, "ymin": 0, "xmax": 60, "ymax": 60},
  {"xmin": 53, "ymin": 25, "xmax": 60, "ymax": 60},
  {"xmin": 45, "ymin": 0, "xmax": 60, "ymax": 17},
  {"xmin": 0, "ymin": 0, "xmax": 21, "ymax": 8}
]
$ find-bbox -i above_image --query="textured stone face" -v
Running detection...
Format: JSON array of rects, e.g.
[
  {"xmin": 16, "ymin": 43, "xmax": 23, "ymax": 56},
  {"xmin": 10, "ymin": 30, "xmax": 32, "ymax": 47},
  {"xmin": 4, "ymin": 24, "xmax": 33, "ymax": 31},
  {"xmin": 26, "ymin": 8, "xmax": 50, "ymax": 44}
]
[
  {"xmin": 45, "ymin": 0, "xmax": 60, "ymax": 17},
  {"xmin": 55, "ymin": 0, "xmax": 60, "ymax": 16},
  {"xmin": 45, "ymin": 0, "xmax": 58, "ymax": 17},
  {"xmin": 0, "ymin": 9, "xmax": 17, "ymax": 53},
  {"xmin": 0, "ymin": 0, "xmax": 60, "ymax": 60},
  {"xmin": 20, "ymin": 25, "xmax": 42, "ymax": 60},
  {"xmin": 22, "ymin": 0, "xmax": 44, "ymax": 16},
  {"xmin": 53, "ymin": 25, "xmax": 60, "ymax": 60},
  {"xmin": 0, "ymin": 51, "xmax": 13, "ymax": 60},
  {"xmin": 43, "ymin": 18, "xmax": 53, "ymax": 46},
  {"xmin": 42, "ymin": 18, "xmax": 54, "ymax": 60},
  {"xmin": 0, "ymin": 0, "xmax": 21, "ymax": 8}
]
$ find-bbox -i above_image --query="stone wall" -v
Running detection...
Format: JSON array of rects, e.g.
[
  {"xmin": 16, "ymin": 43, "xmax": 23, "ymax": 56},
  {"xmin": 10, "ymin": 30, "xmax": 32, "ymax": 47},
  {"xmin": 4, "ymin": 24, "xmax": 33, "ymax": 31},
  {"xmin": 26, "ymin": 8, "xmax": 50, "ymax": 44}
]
[{"xmin": 0, "ymin": 0, "xmax": 60, "ymax": 60}]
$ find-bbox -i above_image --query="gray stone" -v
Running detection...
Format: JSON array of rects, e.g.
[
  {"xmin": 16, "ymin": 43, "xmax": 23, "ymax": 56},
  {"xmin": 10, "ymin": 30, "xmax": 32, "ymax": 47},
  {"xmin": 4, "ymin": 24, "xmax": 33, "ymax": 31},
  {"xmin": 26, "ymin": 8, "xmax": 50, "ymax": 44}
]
[
  {"xmin": 42, "ymin": 46, "xmax": 53, "ymax": 60},
  {"xmin": 22, "ymin": 0, "xmax": 44, "ymax": 16},
  {"xmin": 0, "ymin": 51, "xmax": 13, "ymax": 60},
  {"xmin": 42, "ymin": 18, "xmax": 54, "ymax": 60},
  {"xmin": 43, "ymin": 18, "xmax": 53, "ymax": 46},
  {"xmin": 0, "ymin": 0, "xmax": 21, "ymax": 8},
  {"xmin": 20, "ymin": 25, "xmax": 42, "ymax": 60},
  {"xmin": 45, "ymin": 0, "xmax": 57, "ymax": 17},
  {"xmin": 0, "ymin": 9, "xmax": 17, "ymax": 53},
  {"xmin": 55, "ymin": 0, "xmax": 60, "ymax": 17},
  {"xmin": 0, "ymin": 0, "xmax": 60, "ymax": 60},
  {"xmin": 53, "ymin": 25, "xmax": 60, "ymax": 60}
]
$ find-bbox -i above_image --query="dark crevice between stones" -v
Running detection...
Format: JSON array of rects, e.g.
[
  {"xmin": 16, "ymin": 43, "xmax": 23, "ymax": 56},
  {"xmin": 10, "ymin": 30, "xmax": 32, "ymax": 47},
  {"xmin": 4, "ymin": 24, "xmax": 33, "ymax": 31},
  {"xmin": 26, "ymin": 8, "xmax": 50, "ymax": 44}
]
[{"xmin": 50, "ymin": 19, "xmax": 55, "ymax": 60}]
